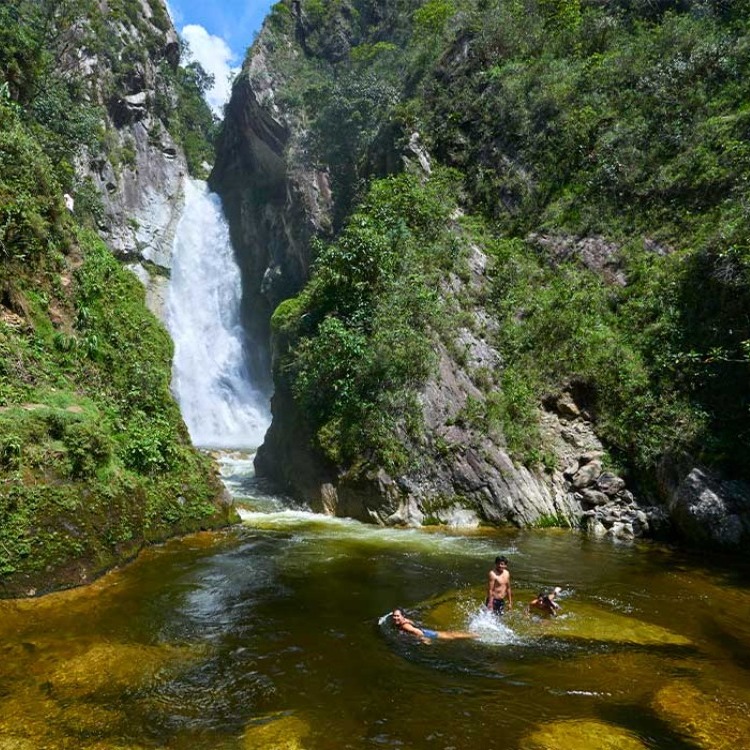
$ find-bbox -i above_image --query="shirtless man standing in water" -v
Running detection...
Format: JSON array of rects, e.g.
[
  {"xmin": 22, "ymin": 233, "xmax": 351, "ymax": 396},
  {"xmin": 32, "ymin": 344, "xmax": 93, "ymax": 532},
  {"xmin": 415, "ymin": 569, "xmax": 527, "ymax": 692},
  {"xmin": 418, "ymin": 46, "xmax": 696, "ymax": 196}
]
[{"xmin": 486, "ymin": 555, "xmax": 512, "ymax": 615}]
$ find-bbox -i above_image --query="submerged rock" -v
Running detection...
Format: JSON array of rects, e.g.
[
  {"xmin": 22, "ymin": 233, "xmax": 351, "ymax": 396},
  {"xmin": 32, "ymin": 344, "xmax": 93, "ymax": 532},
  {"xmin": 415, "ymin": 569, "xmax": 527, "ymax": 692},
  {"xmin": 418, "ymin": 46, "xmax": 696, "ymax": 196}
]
[
  {"xmin": 49, "ymin": 642, "xmax": 199, "ymax": 698},
  {"xmin": 540, "ymin": 600, "xmax": 691, "ymax": 647},
  {"xmin": 652, "ymin": 680, "xmax": 750, "ymax": 750},
  {"xmin": 521, "ymin": 719, "xmax": 647, "ymax": 749},
  {"xmin": 417, "ymin": 588, "xmax": 691, "ymax": 647},
  {"xmin": 242, "ymin": 714, "xmax": 310, "ymax": 749}
]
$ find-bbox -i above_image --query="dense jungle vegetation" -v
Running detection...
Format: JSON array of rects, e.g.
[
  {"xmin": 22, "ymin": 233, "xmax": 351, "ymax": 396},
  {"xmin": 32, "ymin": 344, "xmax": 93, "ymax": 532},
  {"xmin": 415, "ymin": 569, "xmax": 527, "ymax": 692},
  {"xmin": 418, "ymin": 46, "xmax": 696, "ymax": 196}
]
[
  {"xmin": 0, "ymin": 0, "xmax": 227, "ymax": 596},
  {"xmin": 264, "ymin": 0, "xmax": 750, "ymax": 483}
]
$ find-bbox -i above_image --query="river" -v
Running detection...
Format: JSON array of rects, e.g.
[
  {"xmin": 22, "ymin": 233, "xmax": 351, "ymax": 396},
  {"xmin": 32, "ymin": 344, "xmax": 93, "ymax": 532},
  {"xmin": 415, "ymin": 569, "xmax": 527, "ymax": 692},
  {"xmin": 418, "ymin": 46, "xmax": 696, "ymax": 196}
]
[
  {"xmin": 0, "ymin": 454, "xmax": 749, "ymax": 749},
  {"xmin": 1, "ymin": 180, "xmax": 748, "ymax": 749}
]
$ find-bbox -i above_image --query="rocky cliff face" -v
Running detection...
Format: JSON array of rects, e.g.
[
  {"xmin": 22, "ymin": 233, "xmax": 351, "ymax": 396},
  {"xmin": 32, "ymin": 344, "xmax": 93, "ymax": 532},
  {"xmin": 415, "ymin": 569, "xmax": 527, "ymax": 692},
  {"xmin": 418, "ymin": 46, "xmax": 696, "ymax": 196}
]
[
  {"xmin": 65, "ymin": 0, "xmax": 189, "ymax": 318},
  {"xmin": 255, "ymin": 226, "xmax": 655, "ymax": 541},
  {"xmin": 209, "ymin": 32, "xmax": 333, "ymax": 388},
  {"xmin": 214, "ymin": 0, "xmax": 750, "ymax": 551}
]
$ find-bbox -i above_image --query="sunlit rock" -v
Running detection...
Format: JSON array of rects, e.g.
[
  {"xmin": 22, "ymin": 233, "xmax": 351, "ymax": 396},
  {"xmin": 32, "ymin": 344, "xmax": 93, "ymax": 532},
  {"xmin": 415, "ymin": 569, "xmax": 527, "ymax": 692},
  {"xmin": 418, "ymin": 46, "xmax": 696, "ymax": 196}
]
[
  {"xmin": 546, "ymin": 600, "xmax": 691, "ymax": 646},
  {"xmin": 418, "ymin": 588, "xmax": 691, "ymax": 647},
  {"xmin": 242, "ymin": 714, "xmax": 310, "ymax": 749},
  {"xmin": 652, "ymin": 680, "xmax": 750, "ymax": 749},
  {"xmin": 424, "ymin": 593, "xmax": 477, "ymax": 630},
  {"xmin": 521, "ymin": 719, "xmax": 647, "ymax": 749},
  {"xmin": 48, "ymin": 642, "xmax": 197, "ymax": 698}
]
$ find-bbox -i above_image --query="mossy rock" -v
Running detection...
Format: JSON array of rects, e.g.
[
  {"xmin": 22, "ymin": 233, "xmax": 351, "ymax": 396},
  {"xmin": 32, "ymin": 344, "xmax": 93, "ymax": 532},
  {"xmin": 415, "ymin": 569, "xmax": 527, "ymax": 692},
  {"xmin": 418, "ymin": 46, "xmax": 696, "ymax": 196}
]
[
  {"xmin": 242, "ymin": 713, "xmax": 310, "ymax": 749},
  {"xmin": 48, "ymin": 642, "xmax": 197, "ymax": 698},
  {"xmin": 421, "ymin": 592, "xmax": 476, "ymax": 630},
  {"xmin": 418, "ymin": 588, "xmax": 691, "ymax": 647},
  {"xmin": 652, "ymin": 680, "xmax": 750, "ymax": 749},
  {"xmin": 540, "ymin": 599, "xmax": 691, "ymax": 647},
  {"xmin": 520, "ymin": 719, "xmax": 647, "ymax": 749}
]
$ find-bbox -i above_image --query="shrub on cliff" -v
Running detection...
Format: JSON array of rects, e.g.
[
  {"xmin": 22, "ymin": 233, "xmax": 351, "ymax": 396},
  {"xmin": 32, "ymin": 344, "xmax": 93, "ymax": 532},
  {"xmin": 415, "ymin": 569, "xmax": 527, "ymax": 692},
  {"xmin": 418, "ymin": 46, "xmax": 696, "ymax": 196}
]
[
  {"xmin": 0, "ymin": 86, "xmax": 228, "ymax": 597},
  {"xmin": 272, "ymin": 169, "xmax": 463, "ymax": 472}
]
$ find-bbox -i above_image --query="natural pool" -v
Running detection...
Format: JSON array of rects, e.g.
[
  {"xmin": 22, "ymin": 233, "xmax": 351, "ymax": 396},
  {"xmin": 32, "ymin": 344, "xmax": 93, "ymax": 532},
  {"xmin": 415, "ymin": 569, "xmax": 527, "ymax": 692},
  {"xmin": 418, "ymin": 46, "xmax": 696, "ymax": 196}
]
[{"xmin": 1, "ymin": 454, "xmax": 748, "ymax": 749}]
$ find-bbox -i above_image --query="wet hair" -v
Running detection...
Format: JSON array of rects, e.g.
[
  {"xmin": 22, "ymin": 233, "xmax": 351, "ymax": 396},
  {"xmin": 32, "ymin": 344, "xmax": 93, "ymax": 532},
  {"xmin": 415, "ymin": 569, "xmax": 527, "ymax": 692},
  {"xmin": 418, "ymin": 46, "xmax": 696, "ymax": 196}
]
[{"xmin": 495, "ymin": 555, "xmax": 508, "ymax": 565}]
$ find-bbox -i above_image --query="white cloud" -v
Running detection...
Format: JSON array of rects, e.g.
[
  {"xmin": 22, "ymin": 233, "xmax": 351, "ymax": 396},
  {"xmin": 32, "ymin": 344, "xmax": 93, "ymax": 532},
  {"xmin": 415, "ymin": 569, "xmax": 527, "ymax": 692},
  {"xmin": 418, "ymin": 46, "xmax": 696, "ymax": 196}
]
[{"xmin": 181, "ymin": 24, "xmax": 240, "ymax": 117}]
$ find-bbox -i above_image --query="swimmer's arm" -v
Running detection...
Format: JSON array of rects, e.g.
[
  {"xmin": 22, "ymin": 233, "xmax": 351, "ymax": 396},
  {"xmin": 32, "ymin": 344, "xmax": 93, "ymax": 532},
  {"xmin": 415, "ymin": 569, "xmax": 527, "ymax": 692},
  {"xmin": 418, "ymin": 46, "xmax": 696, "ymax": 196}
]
[
  {"xmin": 401, "ymin": 621, "xmax": 425, "ymax": 638},
  {"xmin": 507, "ymin": 576, "xmax": 513, "ymax": 609},
  {"xmin": 486, "ymin": 571, "xmax": 494, "ymax": 609}
]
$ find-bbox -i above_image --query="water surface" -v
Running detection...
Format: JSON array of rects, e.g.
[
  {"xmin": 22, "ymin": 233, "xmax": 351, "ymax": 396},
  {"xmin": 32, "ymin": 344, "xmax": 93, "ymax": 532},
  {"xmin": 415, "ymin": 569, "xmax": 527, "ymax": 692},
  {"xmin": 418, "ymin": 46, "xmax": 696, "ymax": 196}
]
[{"xmin": 1, "ymin": 454, "xmax": 748, "ymax": 749}]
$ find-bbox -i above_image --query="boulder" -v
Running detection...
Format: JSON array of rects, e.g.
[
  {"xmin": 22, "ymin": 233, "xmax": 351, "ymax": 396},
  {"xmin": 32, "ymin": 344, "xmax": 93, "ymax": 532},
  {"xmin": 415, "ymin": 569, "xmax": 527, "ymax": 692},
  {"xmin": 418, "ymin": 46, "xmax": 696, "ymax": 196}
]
[
  {"xmin": 657, "ymin": 461, "xmax": 750, "ymax": 548},
  {"xmin": 572, "ymin": 460, "xmax": 602, "ymax": 489},
  {"xmin": 521, "ymin": 719, "xmax": 647, "ymax": 750}
]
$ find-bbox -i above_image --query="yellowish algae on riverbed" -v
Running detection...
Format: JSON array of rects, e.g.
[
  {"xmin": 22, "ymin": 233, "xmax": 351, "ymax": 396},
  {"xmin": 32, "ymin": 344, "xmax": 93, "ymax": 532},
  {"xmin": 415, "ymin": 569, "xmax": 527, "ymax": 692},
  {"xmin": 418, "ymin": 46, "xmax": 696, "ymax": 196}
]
[
  {"xmin": 541, "ymin": 599, "xmax": 691, "ymax": 646},
  {"xmin": 0, "ymin": 639, "xmax": 202, "ymax": 748},
  {"xmin": 242, "ymin": 713, "xmax": 310, "ymax": 749},
  {"xmin": 520, "ymin": 719, "xmax": 647, "ymax": 749},
  {"xmin": 49, "ymin": 642, "xmax": 198, "ymax": 697},
  {"xmin": 652, "ymin": 680, "xmax": 750, "ymax": 749},
  {"xmin": 424, "ymin": 589, "xmax": 691, "ymax": 646}
]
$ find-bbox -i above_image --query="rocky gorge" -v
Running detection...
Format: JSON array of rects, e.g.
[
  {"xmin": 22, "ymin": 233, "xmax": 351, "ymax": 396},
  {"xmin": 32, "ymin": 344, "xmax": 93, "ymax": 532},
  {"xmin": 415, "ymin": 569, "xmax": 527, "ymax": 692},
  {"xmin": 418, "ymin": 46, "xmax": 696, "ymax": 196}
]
[
  {"xmin": 3, "ymin": 0, "xmax": 750, "ymax": 603},
  {"xmin": 211, "ymin": 0, "xmax": 750, "ymax": 551}
]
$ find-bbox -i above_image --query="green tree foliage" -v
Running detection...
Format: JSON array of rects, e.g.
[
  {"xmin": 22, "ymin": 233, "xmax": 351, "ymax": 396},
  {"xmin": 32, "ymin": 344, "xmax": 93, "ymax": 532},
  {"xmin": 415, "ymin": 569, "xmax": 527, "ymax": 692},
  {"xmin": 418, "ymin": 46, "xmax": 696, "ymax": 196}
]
[
  {"xmin": 260, "ymin": 0, "xmax": 750, "ymax": 484},
  {"xmin": 161, "ymin": 55, "xmax": 220, "ymax": 177},
  {"xmin": 413, "ymin": 0, "xmax": 456, "ymax": 36},
  {"xmin": 272, "ymin": 170, "xmax": 463, "ymax": 471},
  {"xmin": 413, "ymin": 0, "xmax": 750, "ymax": 477},
  {"xmin": 0, "ymin": 3, "xmax": 229, "ymax": 594}
]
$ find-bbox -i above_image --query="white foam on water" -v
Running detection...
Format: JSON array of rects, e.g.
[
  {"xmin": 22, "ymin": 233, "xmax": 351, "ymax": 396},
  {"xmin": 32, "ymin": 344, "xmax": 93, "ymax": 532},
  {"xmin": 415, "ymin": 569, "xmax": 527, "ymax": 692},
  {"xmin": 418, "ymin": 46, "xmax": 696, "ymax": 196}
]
[
  {"xmin": 237, "ymin": 507, "xmax": 519, "ymax": 559},
  {"xmin": 467, "ymin": 608, "xmax": 523, "ymax": 645}
]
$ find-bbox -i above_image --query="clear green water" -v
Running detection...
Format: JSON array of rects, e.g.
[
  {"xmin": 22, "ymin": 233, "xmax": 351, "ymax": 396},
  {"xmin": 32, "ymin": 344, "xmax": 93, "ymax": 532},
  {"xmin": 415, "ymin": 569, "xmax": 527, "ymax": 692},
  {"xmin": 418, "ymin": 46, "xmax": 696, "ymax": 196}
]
[{"xmin": 1, "ymin": 453, "xmax": 749, "ymax": 750}]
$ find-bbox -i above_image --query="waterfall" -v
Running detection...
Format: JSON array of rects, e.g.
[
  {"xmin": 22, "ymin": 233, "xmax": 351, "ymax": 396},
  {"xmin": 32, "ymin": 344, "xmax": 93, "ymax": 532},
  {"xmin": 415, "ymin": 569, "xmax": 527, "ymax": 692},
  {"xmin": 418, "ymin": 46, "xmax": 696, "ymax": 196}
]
[{"xmin": 167, "ymin": 178, "xmax": 270, "ymax": 449}]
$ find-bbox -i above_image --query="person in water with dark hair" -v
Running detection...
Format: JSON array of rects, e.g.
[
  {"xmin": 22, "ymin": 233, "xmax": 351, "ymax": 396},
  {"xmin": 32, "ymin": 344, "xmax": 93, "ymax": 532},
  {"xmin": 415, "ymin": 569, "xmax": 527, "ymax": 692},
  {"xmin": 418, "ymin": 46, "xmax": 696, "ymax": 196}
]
[
  {"xmin": 527, "ymin": 587, "xmax": 562, "ymax": 617},
  {"xmin": 390, "ymin": 609, "xmax": 478, "ymax": 643}
]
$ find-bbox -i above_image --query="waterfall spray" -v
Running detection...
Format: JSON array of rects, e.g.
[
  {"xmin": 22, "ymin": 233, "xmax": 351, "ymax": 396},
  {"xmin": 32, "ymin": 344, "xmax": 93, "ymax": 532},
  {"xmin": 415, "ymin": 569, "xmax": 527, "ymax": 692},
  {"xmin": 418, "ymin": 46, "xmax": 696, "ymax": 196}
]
[{"xmin": 167, "ymin": 178, "xmax": 270, "ymax": 449}]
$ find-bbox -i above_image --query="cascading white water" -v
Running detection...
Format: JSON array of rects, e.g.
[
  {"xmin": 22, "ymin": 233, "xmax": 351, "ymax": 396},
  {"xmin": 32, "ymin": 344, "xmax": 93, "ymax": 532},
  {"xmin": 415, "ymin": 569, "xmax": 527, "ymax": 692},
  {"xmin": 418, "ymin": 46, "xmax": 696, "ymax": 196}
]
[{"xmin": 167, "ymin": 178, "xmax": 270, "ymax": 449}]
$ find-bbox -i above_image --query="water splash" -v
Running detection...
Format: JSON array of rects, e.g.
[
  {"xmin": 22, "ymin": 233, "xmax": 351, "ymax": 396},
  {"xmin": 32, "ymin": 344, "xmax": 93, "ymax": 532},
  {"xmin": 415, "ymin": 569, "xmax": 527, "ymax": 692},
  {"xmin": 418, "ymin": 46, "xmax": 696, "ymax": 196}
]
[
  {"xmin": 467, "ymin": 608, "xmax": 522, "ymax": 645},
  {"xmin": 167, "ymin": 179, "xmax": 270, "ymax": 449}
]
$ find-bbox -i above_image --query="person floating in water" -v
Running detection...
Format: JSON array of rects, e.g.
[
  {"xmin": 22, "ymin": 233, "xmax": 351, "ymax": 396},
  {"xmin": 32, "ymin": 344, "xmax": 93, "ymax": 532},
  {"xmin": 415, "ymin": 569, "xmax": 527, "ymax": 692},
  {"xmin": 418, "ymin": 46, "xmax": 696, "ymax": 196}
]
[
  {"xmin": 527, "ymin": 587, "xmax": 562, "ymax": 617},
  {"xmin": 391, "ymin": 609, "xmax": 477, "ymax": 643},
  {"xmin": 486, "ymin": 555, "xmax": 513, "ymax": 615}
]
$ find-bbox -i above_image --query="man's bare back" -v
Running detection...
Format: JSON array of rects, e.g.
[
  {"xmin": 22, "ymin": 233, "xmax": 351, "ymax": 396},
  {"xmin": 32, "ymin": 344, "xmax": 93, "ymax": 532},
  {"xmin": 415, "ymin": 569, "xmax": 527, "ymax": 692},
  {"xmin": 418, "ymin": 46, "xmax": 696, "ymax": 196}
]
[{"xmin": 486, "ymin": 556, "xmax": 512, "ymax": 615}]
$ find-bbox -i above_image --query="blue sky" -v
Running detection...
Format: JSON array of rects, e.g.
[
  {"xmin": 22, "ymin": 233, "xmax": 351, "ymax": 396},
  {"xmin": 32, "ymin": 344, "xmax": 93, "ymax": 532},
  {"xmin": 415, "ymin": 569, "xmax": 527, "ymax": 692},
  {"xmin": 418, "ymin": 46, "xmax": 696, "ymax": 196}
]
[{"xmin": 167, "ymin": 0, "xmax": 274, "ymax": 115}]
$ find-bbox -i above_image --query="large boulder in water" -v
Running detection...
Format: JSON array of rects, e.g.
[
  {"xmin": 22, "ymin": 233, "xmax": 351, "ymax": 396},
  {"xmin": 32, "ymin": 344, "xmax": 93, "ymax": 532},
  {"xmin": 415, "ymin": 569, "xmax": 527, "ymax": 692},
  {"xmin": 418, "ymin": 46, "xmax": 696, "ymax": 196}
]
[
  {"xmin": 242, "ymin": 714, "xmax": 310, "ymax": 749},
  {"xmin": 520, "ymin": 719, "xmax": 647, "ymax": 749},
  {"xmin": 417, "ymin": 587, "xmax": 691, "ymax": 647},
  {"xmin": 652, "ymin": 680, "xmax": 750, "ymax": 750}
]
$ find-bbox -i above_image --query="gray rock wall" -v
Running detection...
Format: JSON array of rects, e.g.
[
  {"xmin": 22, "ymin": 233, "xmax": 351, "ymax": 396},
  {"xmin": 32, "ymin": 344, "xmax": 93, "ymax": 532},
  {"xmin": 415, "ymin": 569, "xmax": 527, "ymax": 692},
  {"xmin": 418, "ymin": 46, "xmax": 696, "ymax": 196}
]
[
  {"xmin": 66, "ymin": 0, "xmax": 188, "ymax": 319},
  {"xmin": 209, "ymin": 39, "xmax": 332, "ymax": 389}
]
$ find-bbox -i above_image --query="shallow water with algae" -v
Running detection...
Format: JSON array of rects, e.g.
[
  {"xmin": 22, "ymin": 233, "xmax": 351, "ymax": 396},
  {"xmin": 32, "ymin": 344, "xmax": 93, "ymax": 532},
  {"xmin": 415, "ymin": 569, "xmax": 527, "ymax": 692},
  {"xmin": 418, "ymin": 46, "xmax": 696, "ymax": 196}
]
[{"xmin": 1, "ymin": 453, "xmax": 748, "ymax": 750}]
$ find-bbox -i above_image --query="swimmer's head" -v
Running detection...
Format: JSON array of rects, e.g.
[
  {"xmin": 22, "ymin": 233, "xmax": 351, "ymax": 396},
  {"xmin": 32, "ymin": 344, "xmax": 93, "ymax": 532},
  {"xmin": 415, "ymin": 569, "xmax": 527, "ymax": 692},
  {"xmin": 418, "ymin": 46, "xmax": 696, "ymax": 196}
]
[{"xmin": 391, "ymin": 608, "xmax": 407, "ymax": 626}]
